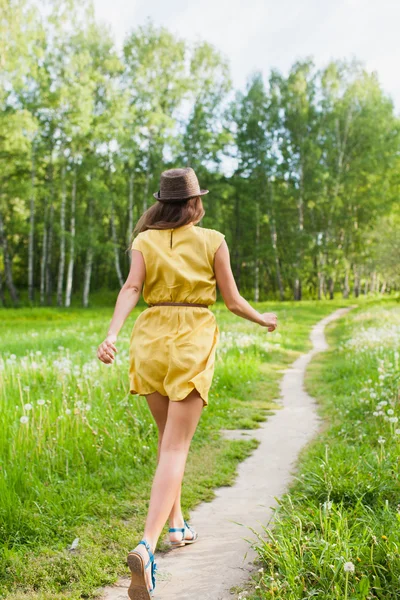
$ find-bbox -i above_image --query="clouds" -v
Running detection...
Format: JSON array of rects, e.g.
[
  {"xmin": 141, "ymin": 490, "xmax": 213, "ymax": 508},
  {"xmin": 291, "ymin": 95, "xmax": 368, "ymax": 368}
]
[{"xmin": 93, "ymin": 0, "xmax": 400, "ymax": 111}]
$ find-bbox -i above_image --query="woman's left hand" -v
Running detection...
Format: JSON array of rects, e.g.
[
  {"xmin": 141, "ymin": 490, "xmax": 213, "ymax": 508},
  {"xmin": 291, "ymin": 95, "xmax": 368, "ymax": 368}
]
[{"xmin": 97, "ymin": 334, "xmax": 118, "ymax": 364}]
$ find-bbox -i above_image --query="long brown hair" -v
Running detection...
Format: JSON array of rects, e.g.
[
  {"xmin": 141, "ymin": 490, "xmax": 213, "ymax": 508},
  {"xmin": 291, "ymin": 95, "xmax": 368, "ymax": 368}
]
[{"xmin": 127, "ymin": 196, "xmax": 205, "ymax": 251}]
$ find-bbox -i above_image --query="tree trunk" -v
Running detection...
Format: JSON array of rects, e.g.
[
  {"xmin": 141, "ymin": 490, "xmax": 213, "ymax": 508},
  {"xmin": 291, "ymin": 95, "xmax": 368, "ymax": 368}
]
[
  {"xmin": 364, "ymin": 277, "xmax": 369, "ymax": 296},
  {"xmin": 111, "ymin": 200, "xmax": 124, "ymax": 288},
  {"xmin": 28, "ymin": 149, "xmax": 36, "ymax": 302},
  {"xmin": 343, "ymin": 266, "xmax": 350, "ymax": 299},
  {"xmin": 294, "ymin": 163, "xmax": 304, "ymax": 301},
  {"xmin": 233, "ymin": 191, "xmax": 241, "ymax": 290},
  {"xmin": 266, "ymin": 179, "xmax": 284, "ymax": 301},
  {"xmin": 328, "ymin": 276, "xmax": 334, "ymax": 299},
  {"xmin": 0, "ymin": 209, "xmax": 19, "ymax": 306},
  {"xmin": 83, "ymin": 198, "xmax": 94, "ymax": 308},
  {"xmin": 317, "ymin": 251, "xmax": 325, "ymax": 300},
  {"xmin": 254, "ymin": 201, "xmax": 260, "ymax": 302},
  {"xmin": 143, "ymin": 165, "xmax": 150, "ymax": 212},
  {"xmin": 57, "ymin": 163, "xmax": 66, "ymax": 306},
  {"xmin": 40, "ymin": 201, "xmax": 48, "ymax": 306},
  {"xmin": 127, "ymin": 171, "xmax": 134, "ymax": 263},
  {"xmin": 65, "ymin": 166, "xmax": 77, "ymax": 307},
  {"xmin": 353, "ymin": 264, "xmax": 360, "ymax": 298},
  {"xmin": 380, "ymin": 280, "xmax": 387, "ymax": 294},
  {"xmin": 46, "ymin": 203, "xmax": 54, "ymax": 305},
  {"xmin": 0, "ymin": 270, "xmax": 4, "ymax": 306}
]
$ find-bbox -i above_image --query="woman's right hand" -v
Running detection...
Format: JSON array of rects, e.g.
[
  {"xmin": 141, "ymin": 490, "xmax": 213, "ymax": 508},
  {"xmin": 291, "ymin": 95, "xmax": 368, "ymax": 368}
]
[
  {"xmin": 97, "ymin": 334, "xmax": 118, "ymax": 364},
  {"xmin": 259, "ymin": 312, "xmax": 278, "ymax": 332}
]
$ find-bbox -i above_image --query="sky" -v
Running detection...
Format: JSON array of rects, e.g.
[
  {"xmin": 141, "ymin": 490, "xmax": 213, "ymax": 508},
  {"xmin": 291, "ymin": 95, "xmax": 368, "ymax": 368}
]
[{"xmin": 92, "ymin": 0, "xmax": 400, "ymax": 114}]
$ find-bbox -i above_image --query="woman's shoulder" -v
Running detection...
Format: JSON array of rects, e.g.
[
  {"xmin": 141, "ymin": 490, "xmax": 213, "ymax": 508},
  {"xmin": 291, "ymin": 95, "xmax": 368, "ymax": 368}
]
[
  {"xmin": 194, "ymin": 226, "xmax": 226, "ymax": 255},
  {"xmin": 195, "ymin": 226, "xmax": 225, "ymax": 238}
]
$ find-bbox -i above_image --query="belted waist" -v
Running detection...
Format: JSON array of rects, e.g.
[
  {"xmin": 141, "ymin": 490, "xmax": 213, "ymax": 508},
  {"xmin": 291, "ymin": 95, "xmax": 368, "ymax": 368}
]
[{"xmin": 148, "ymin": 301, "xmax": 209, "ymax": 308}]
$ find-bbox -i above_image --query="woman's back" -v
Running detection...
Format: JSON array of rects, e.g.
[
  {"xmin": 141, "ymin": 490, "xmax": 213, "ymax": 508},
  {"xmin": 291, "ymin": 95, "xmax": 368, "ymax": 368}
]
[{"xmin": 131, "ymin": 223, "xmax": 225, "ymax": 306}]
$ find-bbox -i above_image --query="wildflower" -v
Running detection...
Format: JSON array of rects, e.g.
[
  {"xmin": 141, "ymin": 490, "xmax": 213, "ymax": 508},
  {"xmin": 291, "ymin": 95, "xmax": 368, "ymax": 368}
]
[
  {"xmin": 381, "ymin": 535, "xmax": 388, "ymax": 541},
  {"xmin": 20, "ymin": 416, "xmax": 29, "ymax": 424},
  {"xmin": 377, "ymin": 436, "xmax": 386, "ymax": 444},
  {"xmin": 344, "ymin": 562, "xmax": 355, "ymax": 573},
  {"xmin": 387, "ymin": 409, "xmax": 394, "ymax": 415},
  {"xmin": 395, "ymin": 429, "xmax": 400, "ymax": 435},
  {"xmin": 23, "ymin": 386, "xmax": 30, "ymax": 392},
  {"xmin": 389, "ymin": 417, "xmax": 398, "ymax": 424},
  {"xmin": 65, "ymin": 408, "xmax": 72, "ymax": 415},
  {"xmin": 24, "ymin": 403, "xmax": 33, "ymax": 411},
  {"xmin": 10, "ymin": 354, "xmax": 16, "ymax": 360},
  {"xmin": 258, "ymin": 567, "xmax": 264, "ymax": 573},
  {"xmin": 37, "ymin": 399, "xmax": 46, "ymax": 406}
]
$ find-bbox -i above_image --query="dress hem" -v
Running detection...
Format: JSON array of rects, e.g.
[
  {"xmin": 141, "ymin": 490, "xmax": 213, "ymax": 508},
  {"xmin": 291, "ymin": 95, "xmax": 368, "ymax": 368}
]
[{"xmin": 129, "ymin": 385, "xmax": 208, "ymax": 408}]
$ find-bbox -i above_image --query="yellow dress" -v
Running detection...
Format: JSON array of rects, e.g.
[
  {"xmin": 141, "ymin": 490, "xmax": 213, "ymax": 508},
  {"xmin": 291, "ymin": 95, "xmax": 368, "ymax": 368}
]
[{"xmin": 128, "ymin": 222, "xmax": 225, "ymax": 408}]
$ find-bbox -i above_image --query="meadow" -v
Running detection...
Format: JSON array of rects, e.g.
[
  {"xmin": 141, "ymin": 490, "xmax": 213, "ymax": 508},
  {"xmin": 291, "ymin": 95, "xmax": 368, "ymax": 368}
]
[
  {"xmin": 244, "ymin": 300, "xmax": 400, "ymax": 600},
  {"xmin": 0, "ymin": 297, "xmax": 355, "ymax": 599}
]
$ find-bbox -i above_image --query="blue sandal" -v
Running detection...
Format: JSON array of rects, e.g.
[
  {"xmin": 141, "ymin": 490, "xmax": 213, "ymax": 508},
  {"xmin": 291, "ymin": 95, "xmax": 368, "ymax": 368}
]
[
  {"xmin": 127, "ymin": 538, "xmax": 158, "ymax": 599},
  {"xmin": 169, "ymin": 519, "xmax": 198, "ymax": 547}
]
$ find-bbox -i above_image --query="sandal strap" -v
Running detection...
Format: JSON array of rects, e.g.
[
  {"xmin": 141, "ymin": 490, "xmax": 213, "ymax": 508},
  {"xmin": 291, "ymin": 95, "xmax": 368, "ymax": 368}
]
[
  {"xmin": 169, "ymin": 527, "xmax": 185, "ymax": 533},
  {"xmin": 137, "ymin": 539, "xmax": 157, "ymax": 592},
  {"xmin": 138, "ymin": 539, "xmax": 154, "ymax": 570},
  {"xmin": 184, "ymin": 520, "xmax": 196, "ymax": 539}
]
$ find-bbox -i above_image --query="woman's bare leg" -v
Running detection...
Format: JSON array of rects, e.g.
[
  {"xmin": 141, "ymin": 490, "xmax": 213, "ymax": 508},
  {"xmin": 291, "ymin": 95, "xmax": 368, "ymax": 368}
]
[
  {"xmin": 131, "ymin": 388, "xmax": 203, "ymax": 588},
  {"xmin": 145, "ymin": 391, "xmax": 196, "ymax": 539}
]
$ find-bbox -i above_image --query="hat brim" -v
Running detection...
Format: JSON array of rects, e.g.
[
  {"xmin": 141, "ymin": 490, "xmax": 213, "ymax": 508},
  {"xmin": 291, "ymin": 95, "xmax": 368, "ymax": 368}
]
[{"xmin": 153, "ymin": 189, "xmax": 209, "ymax": 201}]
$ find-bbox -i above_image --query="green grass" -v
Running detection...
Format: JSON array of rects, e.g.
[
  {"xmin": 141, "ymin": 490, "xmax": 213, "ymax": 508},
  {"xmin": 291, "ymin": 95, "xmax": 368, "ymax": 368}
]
[
  {"xmin": 0, "ymin": 297, "xmax": 368, "ymax": 599},
  {"xmin": 242, "ymin": 299, "xmax": 400, "ymax": 600}
]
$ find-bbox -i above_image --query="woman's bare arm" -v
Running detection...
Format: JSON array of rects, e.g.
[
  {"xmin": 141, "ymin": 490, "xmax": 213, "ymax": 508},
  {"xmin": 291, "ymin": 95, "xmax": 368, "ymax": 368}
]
[
  {"xmin": 214, "ymin": 240, "xmax": 277, "ymax": 331},
  {"xmin": 97, "ymin": 249, "xmax": 145, "ymax": 364}
]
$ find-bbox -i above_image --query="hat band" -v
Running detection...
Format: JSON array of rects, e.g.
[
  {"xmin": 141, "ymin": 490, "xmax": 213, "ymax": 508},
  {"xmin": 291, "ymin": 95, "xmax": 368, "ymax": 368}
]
[{"xmin": 156, "ymin": 190, "xmax": 200, "ymax": 202}]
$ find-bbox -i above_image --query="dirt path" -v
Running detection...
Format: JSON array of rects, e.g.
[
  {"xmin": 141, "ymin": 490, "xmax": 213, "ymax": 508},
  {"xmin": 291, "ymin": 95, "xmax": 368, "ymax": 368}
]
[{"xmin": 102, "ymin": 307, "xmax": 354, "ymax": 600}]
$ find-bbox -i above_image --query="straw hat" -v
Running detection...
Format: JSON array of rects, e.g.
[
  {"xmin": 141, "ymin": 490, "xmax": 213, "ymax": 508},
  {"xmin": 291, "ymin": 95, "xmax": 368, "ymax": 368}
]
[{"xmin": 153, "ymin": 167, "xmax": 209, "ymax": 203}]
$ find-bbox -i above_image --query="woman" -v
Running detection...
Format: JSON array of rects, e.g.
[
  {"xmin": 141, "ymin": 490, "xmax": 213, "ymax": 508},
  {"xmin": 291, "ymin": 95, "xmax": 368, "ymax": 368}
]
[{"xmin": 97, "ymin": 167, "xmax": 278, "ymax": 599}]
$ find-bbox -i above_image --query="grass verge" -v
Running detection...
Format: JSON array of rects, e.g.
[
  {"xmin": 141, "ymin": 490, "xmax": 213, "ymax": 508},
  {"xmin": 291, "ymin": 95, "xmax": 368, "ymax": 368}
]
[{"xmin": 244, "ymin": 299, "xmax": 400, "ymax": 600}]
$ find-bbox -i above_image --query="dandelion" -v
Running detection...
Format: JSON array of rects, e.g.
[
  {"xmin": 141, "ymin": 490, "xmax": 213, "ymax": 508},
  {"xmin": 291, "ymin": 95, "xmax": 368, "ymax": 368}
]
[
  {"xmin": 389, "ymin": 417, "xmax": 398, "ymax": 423},
  {"xmin": 24, "ymin": 403, "xmax": 33, "ymax": 411},
  {"xmin": 20, "ymin": 416, "xmax": 29, "ymax": 424},
  {"xmin": 10, "ymin": 354, "xmax": 16, "ymax": 360},
  {"xmin": 23, "ymin": 386, "xmax": 30, "ymax": 392},
  {"xmin": 65, "ymin": 408, "xmax": 72, "ymax": 415},
  {"xmin": 343, "ymin": 559, "xmax": 355, "ymax": 600},
  {"xmin": 377, "ymin": 436, "xmax": 386, "ymax": 444},
  {"xmin": 387, "ymin": 409, "xmax": 394, "ymax": 415},
  {"xmin": 395, "ymin": 429, "xmax": 400, "ymax": 435},
  {"xmin": 37, "ymin": 399, "xmax": 46, "ymax": 406}
]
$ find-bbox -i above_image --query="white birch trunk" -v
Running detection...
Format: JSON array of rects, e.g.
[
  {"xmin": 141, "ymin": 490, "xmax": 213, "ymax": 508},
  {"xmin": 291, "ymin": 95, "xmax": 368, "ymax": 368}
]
[
  {"xmin": 46, "ymin": 203, "xmax": 54, "ymax": 304},
  {"xmin": 111, "ymin": 201, "xmax": 124, "ymax": 288},
  {"xmin": 57, "ymin": 163, "xmax": 66, "ymax": 306},
  {"xmin": 65, "ymin": 166, "xmax": 77, "ymax": 307},
  {"xmin": 83, "ymin": 198, "xmax": 94, "ymax": 308},
  {"xmin": 127, "ymin": 171, "xmax": 134, "ymax": 263},
  {"xmin": 28, "ymin": 150, "xmax": 35, "ymax": 302}
]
